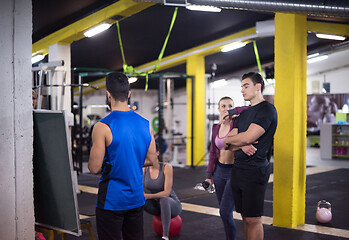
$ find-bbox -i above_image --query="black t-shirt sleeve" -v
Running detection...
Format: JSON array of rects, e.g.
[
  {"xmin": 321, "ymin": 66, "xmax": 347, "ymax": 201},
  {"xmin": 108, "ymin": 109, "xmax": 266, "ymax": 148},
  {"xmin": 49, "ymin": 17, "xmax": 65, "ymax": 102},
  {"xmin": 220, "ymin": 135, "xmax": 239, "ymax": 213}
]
[
  {"xmin": 233, "ymin": 117, "xmax": 238, "ymax": 128},
  {"xmin": 252, "ymin": 103, "xmax": 275, "ymax": 131}
]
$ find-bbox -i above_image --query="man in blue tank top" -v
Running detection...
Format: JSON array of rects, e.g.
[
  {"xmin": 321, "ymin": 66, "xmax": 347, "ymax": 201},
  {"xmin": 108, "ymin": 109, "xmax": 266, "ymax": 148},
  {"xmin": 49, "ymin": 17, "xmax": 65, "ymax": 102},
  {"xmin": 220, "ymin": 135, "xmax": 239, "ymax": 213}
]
[
  {"xmin": 223, "ymin": 72, "xmax": 278, "ymax": 240},
  {"xmin": 88, "ymin": 72, "xmax": 157, "ymax": 240}
]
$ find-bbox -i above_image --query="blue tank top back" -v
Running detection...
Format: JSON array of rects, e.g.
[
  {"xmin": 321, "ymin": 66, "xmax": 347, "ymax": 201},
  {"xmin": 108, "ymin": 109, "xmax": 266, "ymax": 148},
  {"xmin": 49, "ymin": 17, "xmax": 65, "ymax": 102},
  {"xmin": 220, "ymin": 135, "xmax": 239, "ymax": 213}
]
[{"xmin": 97, "ymin": 110, "xmax": 151, "ymax": 211}]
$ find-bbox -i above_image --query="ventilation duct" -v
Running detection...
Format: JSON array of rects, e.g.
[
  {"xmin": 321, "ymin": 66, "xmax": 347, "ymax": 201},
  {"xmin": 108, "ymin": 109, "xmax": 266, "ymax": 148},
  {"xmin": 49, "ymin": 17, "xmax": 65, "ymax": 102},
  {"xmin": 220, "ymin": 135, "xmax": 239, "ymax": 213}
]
[{"xmin": 136, "ymin": 0, "xmax": 349, "ymax": 18}]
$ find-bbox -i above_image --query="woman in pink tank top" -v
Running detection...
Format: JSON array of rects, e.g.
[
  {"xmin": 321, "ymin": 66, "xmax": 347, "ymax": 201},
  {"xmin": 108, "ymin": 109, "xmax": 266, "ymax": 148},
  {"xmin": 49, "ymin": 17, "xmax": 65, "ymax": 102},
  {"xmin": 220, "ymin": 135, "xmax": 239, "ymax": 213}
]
[{"xmin": 204, "ymin": 96, "xmax": 248, "ymax": 240}]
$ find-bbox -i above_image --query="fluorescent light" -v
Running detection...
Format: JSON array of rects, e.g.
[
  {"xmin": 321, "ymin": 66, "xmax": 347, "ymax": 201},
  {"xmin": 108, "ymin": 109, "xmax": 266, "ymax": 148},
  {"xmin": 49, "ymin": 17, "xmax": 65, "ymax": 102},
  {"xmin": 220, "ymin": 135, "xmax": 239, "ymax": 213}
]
[
  {"xmin": 316, "ymin": 33, "xmax": 346, "ymax": 41},
  {"xmin": 128, "ymin": 77, "xmax": 138, "ymax": 84},
  {"xmin": 186, "ymin": 4, "xmax": 221, "ymax": 12},
  {"xmin": 88, "ymin": 105, "xmax": 109, "ymax": 108},
  {"xmin": 210, "ymin": 79, "xmax": 227, "ymax": 88},
  {"xmin": 307, "ymin": 53, "xmax": 319, "ymax": 59},
  {"xmin": 84, "ymin": 23, "xmax": 112, "ymax": 37},
  {"xmin": 221, "ymin": 42, "xmax": 246, "ymax": 52},
  {"xmin": 31, "ymin": 54, "xmax": 44, "ymax": 64},
  {"xmin": 307, "ymin": 55, "xmax": 328, "ymax": 64}
]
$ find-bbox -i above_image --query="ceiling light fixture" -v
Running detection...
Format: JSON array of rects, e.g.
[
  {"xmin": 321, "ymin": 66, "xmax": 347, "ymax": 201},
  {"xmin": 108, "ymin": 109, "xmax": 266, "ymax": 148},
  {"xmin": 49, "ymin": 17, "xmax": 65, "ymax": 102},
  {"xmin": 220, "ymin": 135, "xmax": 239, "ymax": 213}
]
[
  {"xmin": 315, "ymin": 33, "xmax": 346, "ymax": 41},
  {"xmin": 210, "ymin": 79, "xmax": 227, "ymax": 88},
  {"xmin": 307, "ymin": 53, "xmax": 319, "ymax": 59},
  {"xmin": 128, "ymin": 77, "xmax": 138, "ymax": 84},
  {"xmin": 186, "ymin": 4, "xmax": 221, "ymax": 12},
  {"xmin": 84, "ymin": 23, "xmax": 112, "ymax": 37},
  {"xmin": 221, "ymin": 42, "xmax": 246, "ymax": 52},
  {"xmin": 31, "ymin": 54, "xmax": 45, "ymax": 64},
  {"xmin": 307, "ymin": 55, "xmax": 328, "ymax": 64}
]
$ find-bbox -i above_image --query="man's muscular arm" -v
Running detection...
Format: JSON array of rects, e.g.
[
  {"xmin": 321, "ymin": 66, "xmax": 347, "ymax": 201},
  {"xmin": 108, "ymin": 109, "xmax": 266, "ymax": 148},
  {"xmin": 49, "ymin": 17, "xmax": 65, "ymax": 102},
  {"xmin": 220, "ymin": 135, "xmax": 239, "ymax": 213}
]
[
  {"xmin": 224, "ymin": 123, "xmax": 265, "ymax": 151},
  {"xmin": 225, "ymin": 128, "xmax": 258, "ymax": 156},
  {"xmin": 88, "ymin": 122, "xmax": 107, "ymax": 174},
  {"xmin": 144, "ymin": 125, "xmax": 157, "ymax": 167}
]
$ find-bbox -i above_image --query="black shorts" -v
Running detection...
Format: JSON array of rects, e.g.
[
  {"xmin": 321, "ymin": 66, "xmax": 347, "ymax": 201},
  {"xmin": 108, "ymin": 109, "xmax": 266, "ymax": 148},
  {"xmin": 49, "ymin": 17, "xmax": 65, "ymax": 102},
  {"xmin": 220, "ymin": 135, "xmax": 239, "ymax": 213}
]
[
  {"xmin": 96, "ymin": 206, "xmax": 144, "ymax": 240},
  {"xmin": 231, "ymin": 165, "xmax": 270, "ymax": 217}
]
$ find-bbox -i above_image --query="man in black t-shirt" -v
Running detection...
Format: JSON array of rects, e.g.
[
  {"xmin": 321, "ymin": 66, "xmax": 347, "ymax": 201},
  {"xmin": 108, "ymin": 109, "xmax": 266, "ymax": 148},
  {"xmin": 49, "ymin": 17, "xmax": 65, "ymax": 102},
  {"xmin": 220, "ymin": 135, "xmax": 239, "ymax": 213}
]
[{"xmin": 223, "ymin": 72, "xmax": 277, "ymax": 240}]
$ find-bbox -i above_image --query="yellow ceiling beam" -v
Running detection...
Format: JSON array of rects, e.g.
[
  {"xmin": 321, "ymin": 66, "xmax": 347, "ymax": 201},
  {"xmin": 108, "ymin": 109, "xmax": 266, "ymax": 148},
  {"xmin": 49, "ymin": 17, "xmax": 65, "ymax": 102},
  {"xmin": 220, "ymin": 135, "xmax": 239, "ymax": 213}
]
[
  {"xmin": 32, "ymin": 0, "xmax": 155, "ymax": 56},
  {"xmin": 134, "ymin": 27, "xmax": 257, "ymax": 73},
  {"xmin": 307, "ymin": 21, "xmax": 349, "ymax": 37}
]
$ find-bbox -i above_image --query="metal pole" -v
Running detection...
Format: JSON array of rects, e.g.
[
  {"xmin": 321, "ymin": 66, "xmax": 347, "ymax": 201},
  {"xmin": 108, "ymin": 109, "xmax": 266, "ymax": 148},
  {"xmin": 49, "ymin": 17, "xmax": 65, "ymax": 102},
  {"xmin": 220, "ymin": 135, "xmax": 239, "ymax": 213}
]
[
  {"xmin": 166, "ymin": 79, "xmax": 173, "ymax": 160},
  {"xmin": 79, "ymin": 74, "xmax": 83, "ymax": 173},
  {"xmin": 60, "ymin": 71, "xmax": 66, "ymax": 110},
  {"xmin": 71, "ymin": 71, "xmax": 76, "ymax": 170},
  {"xmin": 158, "ymin": 76, "xmax": 164, "ymax": 162},
  {"xmin": 191, "ymin": 77, "xmax": 194, "ymax": 168},
  {"xmin": 48, "ymin": 71, "xmax": 54, "ymax": 110},
  {"xmin": 37, "ymin": 70, "xmax": 43, "ymax": 109},
  {"xmin": 54, "ymin": 71, "xmax": 58, "ymax": 110}
]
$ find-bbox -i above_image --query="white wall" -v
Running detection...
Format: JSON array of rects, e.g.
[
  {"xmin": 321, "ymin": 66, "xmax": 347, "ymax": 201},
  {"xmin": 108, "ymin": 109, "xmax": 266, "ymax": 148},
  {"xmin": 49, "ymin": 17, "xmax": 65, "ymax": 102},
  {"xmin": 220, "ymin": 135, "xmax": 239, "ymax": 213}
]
[
  {"xmin": 80, "ymin": 86, "xmax": 189, "ymax": 146},
  {"xmin": 172, "ymin": 88, "xmax": 188, "ymax": 136},
  {"xmin": 79, "ymin": 89, "xmax": 160, "ymax": 126},
  {"xmin": 130, "ymin": 89, "xmax": 158, "ymax": 122},
  {"xmin": 207, "ymin": 78, "xmax": 248, "ymax": 110},
  {"xmin": 81, "ymin": 87, "xmax": 189, "ymax": 134},
  {"xmin": 212, "ymin": 77, "xmax": 276, "ymax": 98},
  {"xmin": 77, "ymin": 89, "xmax": 109, "ymax": 126},
  {"xmin": 0, "ymin": 0, "xmax": 35, "ymax": 238},
  {"xmin": 82, "ymin": 89, "xmax": 107, "ymax": 106},
  {"xmin": 307, "ymin": 48, "xmax": 349, "ymax": 95},
  {"xmin": 131, "ymin": 88, "xmax": 188, "ymax": 137}
]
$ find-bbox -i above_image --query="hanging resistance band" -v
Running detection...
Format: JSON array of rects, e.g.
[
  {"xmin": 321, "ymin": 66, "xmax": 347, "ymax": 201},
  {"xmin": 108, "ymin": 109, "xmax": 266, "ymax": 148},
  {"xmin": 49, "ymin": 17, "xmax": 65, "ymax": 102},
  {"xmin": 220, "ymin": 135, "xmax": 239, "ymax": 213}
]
[
  {"xmin": 116, "ymin": 21, "xmax": 128, "ymax": 74},
  {"xmin": 253, "ymin": 40, "xmax": 274, "ymax": 88},
  {"xmin": 116, "ymin": 7, "xmax": 178, "ymax": 91},
  {"xmin": 253, "ymin": 40, "xmax": 264, "ymax": 78}
]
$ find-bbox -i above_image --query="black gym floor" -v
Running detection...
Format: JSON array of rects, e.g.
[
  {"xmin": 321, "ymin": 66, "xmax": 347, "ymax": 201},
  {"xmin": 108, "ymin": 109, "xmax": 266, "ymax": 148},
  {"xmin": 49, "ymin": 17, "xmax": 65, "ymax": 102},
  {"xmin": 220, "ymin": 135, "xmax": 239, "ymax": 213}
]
[{"xmin": 61, "ymin": 163, "xmax": 349, "ymax": 240}]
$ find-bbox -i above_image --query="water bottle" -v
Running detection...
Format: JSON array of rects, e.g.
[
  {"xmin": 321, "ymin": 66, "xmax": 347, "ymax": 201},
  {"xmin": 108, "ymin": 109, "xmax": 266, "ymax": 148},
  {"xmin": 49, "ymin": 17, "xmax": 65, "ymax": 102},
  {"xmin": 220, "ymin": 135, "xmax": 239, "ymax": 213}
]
[
  {"xmin": 194, "ymin": 182, "xmax": 205, "ymax": 191},
  {"xmin": 202, "ymin": 181, "xmax": 210, "ymax": 189},
  {"xmin": 194, "ymin": 181, "xmax": 215, "ymax": 194},
  {"xmin": 206, "ymin": 183, "xmax": 216, "ymax": 194}
]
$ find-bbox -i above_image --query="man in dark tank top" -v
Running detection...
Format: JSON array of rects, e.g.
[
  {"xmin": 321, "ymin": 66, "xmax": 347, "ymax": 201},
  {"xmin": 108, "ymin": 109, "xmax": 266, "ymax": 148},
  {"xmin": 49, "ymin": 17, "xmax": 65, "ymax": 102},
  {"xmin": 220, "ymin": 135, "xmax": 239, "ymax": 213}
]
[{"xmin": 223, "ymin": 72, "xmax": 278, "ymax": 240}]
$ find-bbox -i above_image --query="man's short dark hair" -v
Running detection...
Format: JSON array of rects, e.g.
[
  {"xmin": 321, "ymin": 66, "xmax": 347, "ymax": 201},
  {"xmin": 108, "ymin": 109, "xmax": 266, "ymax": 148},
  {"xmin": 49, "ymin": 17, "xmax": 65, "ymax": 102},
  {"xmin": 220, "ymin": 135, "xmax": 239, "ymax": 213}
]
[
  {"xmin": 106, "ymin": 72, "xmax": 130, "ymax": 102},
  {"xmin": 242, "ymin": 72, "xmax": 265, "ymax": 93}
]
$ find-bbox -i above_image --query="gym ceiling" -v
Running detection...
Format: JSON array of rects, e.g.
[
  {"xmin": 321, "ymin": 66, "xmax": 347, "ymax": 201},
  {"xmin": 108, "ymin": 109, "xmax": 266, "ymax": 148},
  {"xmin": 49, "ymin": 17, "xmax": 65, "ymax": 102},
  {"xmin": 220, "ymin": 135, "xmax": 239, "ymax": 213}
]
[{"xmin": 32, "ymin": 0, "xmax": 349, "ymax": 89}]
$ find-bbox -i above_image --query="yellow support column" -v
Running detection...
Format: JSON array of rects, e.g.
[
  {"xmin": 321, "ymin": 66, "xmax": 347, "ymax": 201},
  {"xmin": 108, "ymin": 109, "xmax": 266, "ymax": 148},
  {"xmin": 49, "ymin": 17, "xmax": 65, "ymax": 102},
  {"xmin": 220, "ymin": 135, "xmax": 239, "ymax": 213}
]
[
  {"xmin": 273, "ymin": 13, "xmax": 307, "ymax": 228},
  {"xmin": 186, "ymin": 55, "xmax": 206, "ymax": 166}
]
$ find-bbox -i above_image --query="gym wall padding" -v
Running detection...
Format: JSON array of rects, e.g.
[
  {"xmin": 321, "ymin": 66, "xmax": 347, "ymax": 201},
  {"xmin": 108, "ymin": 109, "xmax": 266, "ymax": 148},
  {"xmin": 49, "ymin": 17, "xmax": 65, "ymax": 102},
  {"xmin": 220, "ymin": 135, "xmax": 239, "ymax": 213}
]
[{"xmin": 33, "ymin": 110, "xmax": 81, "ymax": 236}]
